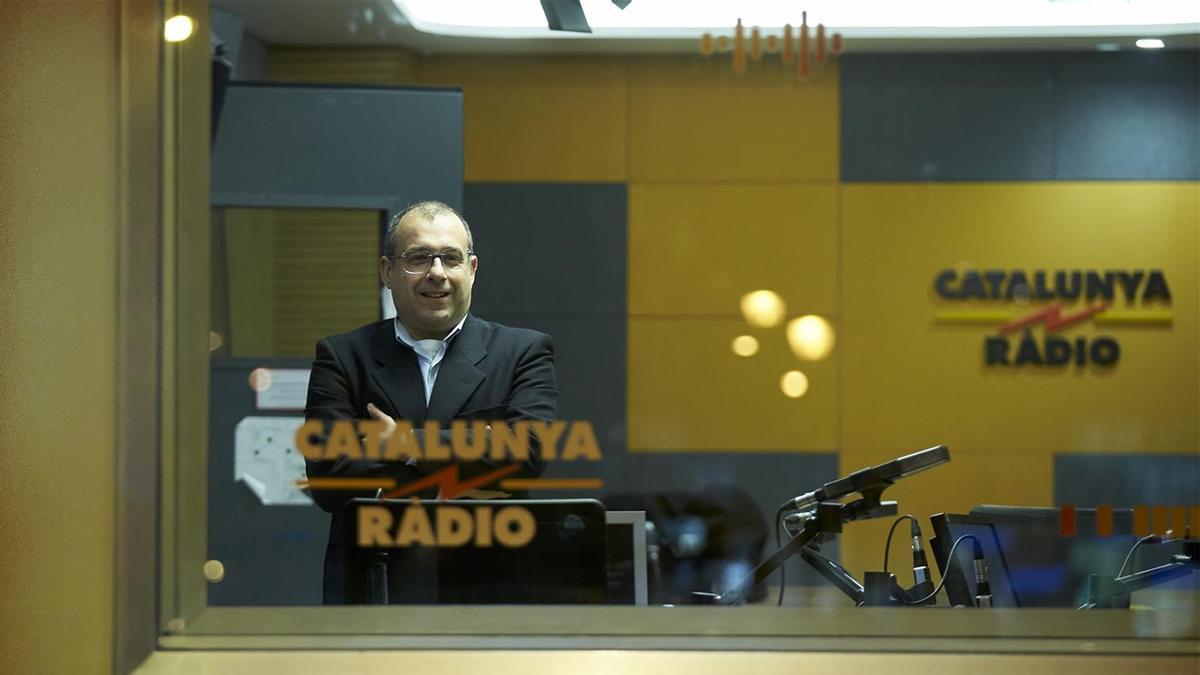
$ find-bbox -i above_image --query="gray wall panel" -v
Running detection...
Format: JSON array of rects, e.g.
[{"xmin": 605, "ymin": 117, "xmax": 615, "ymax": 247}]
[
  {"xmin": 212, "ymin": 83, "xmax": 463, "ymax": 211},
  {"xmin": 463, "ymin": 182, "xmax": 628, "ymax": 500},
  {"xmin": 842, "ymin": 51, "xmax": 1200, "ymax": 181},
  {"xmin": 464, "ymin": 183, "xmax": 627, "ymax": 317},
  {"xmin": 466, "ymin": 182, "xmax": 629, "ymax": 514},
  {"xmin": 1052, "ymin": 52, "xmax": 1200, "ymax": 180},
  {"xmin": 480, "ymin": 315, "xmax": 626, "ymax": 456},
  {"xmin": 841, "ymin": 54, "xmax": 1056, "ymax": 181},
  {"xmin": 208, "ymin": 357, "xmax": 327, "ymax": 606},
  {"xmin": 1054, "ymin": 453, "xmax": 1200, "ymax": 508}
]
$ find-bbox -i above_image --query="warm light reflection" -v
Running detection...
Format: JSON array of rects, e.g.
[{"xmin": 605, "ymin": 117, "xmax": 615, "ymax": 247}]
[
  {"xmin": 248, "ymin": 368, "xmax": 272, "ymax": 393},
  {"xmin": 786, "ymin": 314, "xmax": 835, "ymax": 360},
  {"xmin": 780, "ymin": 370, "xmax": 809, "ymax": 398},
  {"xmin": 731, "ymin": 335, "xmax": 760, "ymax": 357},
  {"xmin": 203, "ymin": 559, "xmax": 226, "ymax": 582},
  {"xmin": 740, "ymin": 290, "xmax": 786, "ymax": 328},
  {"xmin": 164, "ymin": 15, "xmax": 195, "ymax": 42}
]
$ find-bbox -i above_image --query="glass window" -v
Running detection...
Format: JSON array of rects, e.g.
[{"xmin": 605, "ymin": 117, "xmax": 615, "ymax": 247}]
[{"xmin": 160, "ymin": 1, "xmax": 1200, "ymax": 653}]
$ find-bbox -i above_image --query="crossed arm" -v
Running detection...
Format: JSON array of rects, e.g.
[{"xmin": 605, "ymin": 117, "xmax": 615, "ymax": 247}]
[{"xmin": 302, "ymin": 334, "xmax": 557, "ymax": 513}]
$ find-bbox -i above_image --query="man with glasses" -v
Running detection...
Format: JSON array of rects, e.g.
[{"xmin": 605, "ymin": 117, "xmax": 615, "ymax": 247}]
[{"xmin": 303, "ymin": 200, "xmax": 557, "ymax": 603}]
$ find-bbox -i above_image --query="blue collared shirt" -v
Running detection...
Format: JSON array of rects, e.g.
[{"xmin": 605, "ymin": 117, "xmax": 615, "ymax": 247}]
[{"xmin": 393, "ymin": 315, "xmax": 468, "ymax": 406}]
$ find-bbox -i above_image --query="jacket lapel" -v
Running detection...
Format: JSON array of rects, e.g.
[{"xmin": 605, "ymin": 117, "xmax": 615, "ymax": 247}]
[
  {"xmin": 369, "ymin": 321, "xmax": 428, "ymax": 424},
  {"xmin": 425, "ymin": 316, "xmax": 488, "ymax": 424}
]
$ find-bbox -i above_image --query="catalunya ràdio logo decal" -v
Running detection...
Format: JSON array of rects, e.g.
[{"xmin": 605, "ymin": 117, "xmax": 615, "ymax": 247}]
[{"xmin": 933, "ymin": 268, "xmax": 1172, "ymax": 367}]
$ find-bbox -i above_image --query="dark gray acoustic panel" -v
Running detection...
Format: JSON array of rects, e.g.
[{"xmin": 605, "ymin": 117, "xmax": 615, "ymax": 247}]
[
  {"xmin": 1054, "ymin": 453, "xmax": 1200, "ymax": 509},
  {"xmin": 208, "ymin": 357, "xmax": 328, "ymax": 606},
  {"xmin": 462, "ymin": 183, "xmax": 628, "ymax": 503},
  {"xmin": 1052, "ymin": 52, "xmax": 1200, "ymax": 180},
  {"xmin": 482, "ymin": 315, "xmax": 626, "ymax": 458},
  {"xmin": 841, "ymin": 51, "xmax": 1200, "ymax": 181},
  {"xmin": 212, "ymin": 83, "xmax": 463, "ymax": 210},
  {"xmin": 841, "ymin": 53, "xmax": 1056, "ymax": 181},
  {"xmin": 464, "ymin": 183, "xmax": 627, "ymax": 317}
]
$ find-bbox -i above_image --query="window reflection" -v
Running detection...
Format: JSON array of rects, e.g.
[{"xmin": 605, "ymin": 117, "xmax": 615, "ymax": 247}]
[{"xmin": 195, "ymin": 2, "xmax": 1199, "ymax": 643}]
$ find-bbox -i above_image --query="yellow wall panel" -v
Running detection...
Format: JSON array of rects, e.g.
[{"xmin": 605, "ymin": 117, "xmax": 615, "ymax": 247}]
[
  {"xmin": 0, "ymin": 1, "xmax": 119, "ymax": 671},
  {"xmin": 629, "ymin": 57, "xmax": 839, "ymax": 181},
  {"xmin": 840, "ymin": 183, "xmax": 1199, "ymax": 454},
  {"xmin": 629, "ymin": 183, "xmax": 839, "ymax": 316},
  {"xmin": 837, "ymin": 449, "xmax": 1054, "ymax": 579},
  {"xmin": 270, "ymin": 47, "xmax": 419, "ymax": 84},
  {"xmin": 419, "ymin": 56, "xmax": 627, "ymax": 182},
  {"xmin": 628, "ymin": 318, "xmax": 838, "ymax": 451}
]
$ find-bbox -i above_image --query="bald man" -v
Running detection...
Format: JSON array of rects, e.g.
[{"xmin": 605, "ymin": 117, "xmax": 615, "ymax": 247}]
[{"xmin": 303, "ymin": 201, "xmax": 556, "ymax": 604}]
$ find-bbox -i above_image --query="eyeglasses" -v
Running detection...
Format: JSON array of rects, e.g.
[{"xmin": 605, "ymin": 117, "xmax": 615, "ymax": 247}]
[{"xmin": 389, "ymin": 249, "xmax": 472, "ymax": 275}]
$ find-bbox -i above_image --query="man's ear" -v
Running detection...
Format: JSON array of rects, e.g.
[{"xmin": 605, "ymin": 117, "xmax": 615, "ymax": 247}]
[{"xmin": 379, "ymin": 256, "xmax": 392, "ymax": 288}]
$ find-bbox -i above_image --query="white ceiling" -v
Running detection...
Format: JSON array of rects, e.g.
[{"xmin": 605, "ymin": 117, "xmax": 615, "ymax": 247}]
[{"xmin": 216, "ymin": 0, "xmax": 1200, "ymax": 53}]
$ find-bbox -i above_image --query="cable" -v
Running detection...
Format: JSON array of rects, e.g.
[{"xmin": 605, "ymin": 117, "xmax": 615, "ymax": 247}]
[
  {"xmin": 1116, "ymin": 533, "xmax": 1160, "ymax": 580},
  {"xmin": 775, "ymin": 505, "xmax": 786, "ymax": 606},
  {"xmin": 904, "ymin": 534, "xmax": 979, "ymax": 606},
  {"xmin": 882, "ymin": 514, "xmax": 917, "ymax": 574}
]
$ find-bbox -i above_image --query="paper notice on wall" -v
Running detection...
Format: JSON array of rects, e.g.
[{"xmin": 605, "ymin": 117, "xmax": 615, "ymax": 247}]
[
  {"xmin": 234, "ymin": 416, "xmax": 313, "ymax": 506},
  {"xmin": 253, "ymin": 368, "xmax": 311, "ymax": 410}
]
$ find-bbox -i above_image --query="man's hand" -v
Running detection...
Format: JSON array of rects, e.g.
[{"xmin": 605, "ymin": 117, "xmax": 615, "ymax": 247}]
[
  {"xmin": 368, "ymin": 402, "xmax": 499, "ymax": 478},
  {"xmin": 368, "ymin": 402, "xmax": 422, "ymax": 469},
  {"xmin": 366, "ymin": 402, "xmax": 396, "ymax": 442}
]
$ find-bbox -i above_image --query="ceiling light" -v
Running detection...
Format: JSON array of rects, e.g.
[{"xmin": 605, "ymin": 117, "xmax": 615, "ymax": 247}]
[
  {"xmin": 163, "ymin": 15, "xmax": 195, "ymax": 42},
  {"xmin": 780, "ymin": 370, "xmax": 809, "ymax": 398},
  {"xmin": 1095, "ymin": 42, "xmax": 1121, "ymax": 51},
  {"xmin": 394, "ymin": 1, "xmax": 1200, "ymax": 39},
  {"xmin": 740, "ymin": 290, "xmax": 786, "ymax": 328},
  {"xmin": 1135, "ymin": 38, "xmax": 1166, "ymax": 49},
  {"xmin": 731, "ymin": 335, "xmax": 760, "ymax": 357},
  {"xmin": 786, "ymin": 315, "xmax": 836, "ymax": 361}
]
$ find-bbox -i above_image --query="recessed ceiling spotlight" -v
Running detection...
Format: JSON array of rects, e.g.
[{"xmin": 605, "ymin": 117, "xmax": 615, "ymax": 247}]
[
  {"xmin": 163, "ymin": 15, "xmax": 195, "ymax": 42},
  {"xmin": 1095, "ymin": 43, "xmax": 1121, "ymax": 52},
  {"xmin": 1135, "ymin": 38, "xmax": 1166, "ymax": 49}
]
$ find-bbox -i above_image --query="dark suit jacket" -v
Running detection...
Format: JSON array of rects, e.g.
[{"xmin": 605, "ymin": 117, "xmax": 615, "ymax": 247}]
[{"xmin": 303, "ymin": 314, "xmax": 556, "ymax": 603}]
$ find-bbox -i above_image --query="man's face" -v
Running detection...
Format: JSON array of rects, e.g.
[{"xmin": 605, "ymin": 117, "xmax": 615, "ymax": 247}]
[{"xmin": 380, "ymin": 212, "xmax": 477, "ymax": 340}]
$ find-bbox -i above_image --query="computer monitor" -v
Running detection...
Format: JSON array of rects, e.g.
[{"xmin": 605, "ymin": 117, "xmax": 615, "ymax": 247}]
[
  {"xmin": 931, "ymin": 506, "xmax": 1145, "ymax": 608},
  {"xmin": 343, "ymin": 498, "xmax": 608, "ymax": 604},
  {"xmin": 929, "ymin": 513, "xmax": 1020, "ymax": 607}
]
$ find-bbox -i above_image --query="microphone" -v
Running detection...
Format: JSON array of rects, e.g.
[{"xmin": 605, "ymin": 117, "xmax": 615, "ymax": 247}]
[
  {"xmin": 785, "ymin": 445, "xmax": 950, "ymax": 512},
  {"xmin": 972, "ymin": 538, "xmax": 992, "ymax": 608},
  {"xmin": 910, "ymin": 520, "xmax": 935, "ymax": 604}
]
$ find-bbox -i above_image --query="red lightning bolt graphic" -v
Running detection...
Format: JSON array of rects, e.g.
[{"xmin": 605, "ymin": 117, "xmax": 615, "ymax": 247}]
[
  {"xmin": 998, "ymin": 301, "xmax": 1108, "ymax": 334},
  {"xmin": 381, "ymin": 463, "xmax": 521, "ymax": 500}
]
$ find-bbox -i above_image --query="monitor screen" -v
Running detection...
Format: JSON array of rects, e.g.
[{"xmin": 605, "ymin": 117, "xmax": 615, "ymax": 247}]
[{"xmin": 931, "ymin": 506, "xmax": 1191, "ymax": 608}]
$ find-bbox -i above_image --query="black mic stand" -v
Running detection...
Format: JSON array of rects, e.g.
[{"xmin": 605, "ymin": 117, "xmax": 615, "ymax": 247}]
[
  {"xmin": 1081, "ymin": 539, "xmax": 1199, "ymax": 609},
  {"xmin": 798, "ymin": 503, "xmax": 930, "ymax": 606},
  {"xmin": 697, "ymin": 486, "xmax": 899, "ymax": 606}
]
